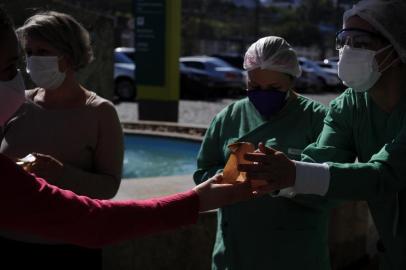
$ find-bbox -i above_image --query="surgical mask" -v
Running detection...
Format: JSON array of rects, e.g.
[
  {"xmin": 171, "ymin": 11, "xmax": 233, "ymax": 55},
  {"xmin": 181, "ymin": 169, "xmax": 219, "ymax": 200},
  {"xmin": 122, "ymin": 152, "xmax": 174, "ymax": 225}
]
[
  {"xmin": 338, "ymin": 45, "xmax": 398, "ymax": 92},
  {"xmin": 0, "ymin": 71, "xmax": 26, "ymax": 126},
  {"xmin": 26, "ymin": 56, "xmax": 66, "ymax": 90},
  {"xmin": 247, "ymin": 88, "xmax": 287, "ymax": 118}
]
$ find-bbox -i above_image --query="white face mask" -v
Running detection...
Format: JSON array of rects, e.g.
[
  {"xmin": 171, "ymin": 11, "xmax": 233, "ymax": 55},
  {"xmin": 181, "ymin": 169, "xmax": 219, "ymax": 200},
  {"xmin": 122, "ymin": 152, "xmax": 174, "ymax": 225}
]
[
  {"xmin": 338, "ymin": 45, "xmax": 398, "ymax": 92},
  {"xmin": 26, "ymin": 56, "xmax": 66, "ymax": 90},
  {"xmin": 0, "ymin": 71, "xmax": 26, "ymax": 126}
]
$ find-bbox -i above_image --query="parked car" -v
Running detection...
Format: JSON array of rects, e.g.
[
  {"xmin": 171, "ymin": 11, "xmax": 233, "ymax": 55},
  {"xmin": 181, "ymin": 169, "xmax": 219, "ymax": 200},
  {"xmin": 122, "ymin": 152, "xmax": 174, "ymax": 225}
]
[
  {"xmin": 321, "ymin": 57, "xmax": 347, "ymax": 91},
  {"xmin": 115, "ymin": 47, "xmax": 135, "ymax": 61},
  {"xmin": 317, "ymin": 61, "xmax": 338, "ymax": 76},
  {"xmin": 180, "ymin": 63, "xmax": 212, "ymax": 99},
  {"xmin": 210, "ymin": 53, "xmax": 244, "ymax": 70},
  {"xmin": 210, "ymin": 53, "xmax": 247, "ymax": 89},
  {"xmin": 114, "ymin": 47, "xmax": 136, "ymax": 100},
  {"xmin": 180, "ymin": 56, "xmax": 246, "ymax": 97},
  {"xmin": 298, "ymin": 57, "xmax": 341, "ymax": 90},
  {"xmin": 323, "ymin": 56, "xmax": 339, "ymax": 65},
  {"xmin": 294, "ymin": 67, "xmax": 323, "ymax": 93}
]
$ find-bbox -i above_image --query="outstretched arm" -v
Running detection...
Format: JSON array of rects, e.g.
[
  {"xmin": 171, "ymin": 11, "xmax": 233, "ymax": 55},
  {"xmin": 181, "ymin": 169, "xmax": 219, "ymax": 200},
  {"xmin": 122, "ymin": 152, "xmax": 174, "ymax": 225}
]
[{"xmin": 0, "ymin": 154, "xmax": 254, "ymax": 248}]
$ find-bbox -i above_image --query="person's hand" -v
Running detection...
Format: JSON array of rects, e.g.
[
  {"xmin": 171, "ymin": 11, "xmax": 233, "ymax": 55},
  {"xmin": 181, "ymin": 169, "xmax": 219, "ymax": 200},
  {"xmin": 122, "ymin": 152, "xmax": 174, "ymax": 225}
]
[
  {"xmin": 25, "ymin": 153, "xmax": 64, "ymax": 181},
  {"xmin": 193, "ymin": 174, "xmax": 256, "ymax": 212},
  {"xmin": 238, "ymin": 142, "xmax": 296, "ymax": 193}
]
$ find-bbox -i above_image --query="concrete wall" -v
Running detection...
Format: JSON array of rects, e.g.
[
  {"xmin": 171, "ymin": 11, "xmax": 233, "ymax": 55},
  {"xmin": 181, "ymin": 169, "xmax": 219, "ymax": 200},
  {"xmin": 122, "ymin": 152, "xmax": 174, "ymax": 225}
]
[
  {"xmin": 2, "ymin": 0, "xmax": 115, "ymax": 100},
  {"xmin": 103, "ymin": 211, "xmax": 217, "ymax": 270},
  {"xmin": 329, "ymin": 202, "xmax": 379, "ymax": 269}
]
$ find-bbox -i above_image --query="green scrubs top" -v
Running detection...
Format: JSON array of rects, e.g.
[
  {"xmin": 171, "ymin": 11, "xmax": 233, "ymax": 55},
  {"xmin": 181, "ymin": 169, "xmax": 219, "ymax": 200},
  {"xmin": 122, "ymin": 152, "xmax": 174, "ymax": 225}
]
[
  {"xmin": 194, "ymin": 94, "xmax": 333, "ymax": 270},
  {"xmin": 302, "ymin": 89, "xmax": 406, "ymax": 269}
]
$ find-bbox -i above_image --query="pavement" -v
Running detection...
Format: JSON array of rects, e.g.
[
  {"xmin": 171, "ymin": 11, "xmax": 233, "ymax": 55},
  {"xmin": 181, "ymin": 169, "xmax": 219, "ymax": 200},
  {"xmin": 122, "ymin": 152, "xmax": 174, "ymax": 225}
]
[
  {"xmin": 113, "ymin": 174, "xmax": 194, "ymax": 200},
  {"xmin": 115, "ymin": 92, "xmax": 339, "ymax": 125}
]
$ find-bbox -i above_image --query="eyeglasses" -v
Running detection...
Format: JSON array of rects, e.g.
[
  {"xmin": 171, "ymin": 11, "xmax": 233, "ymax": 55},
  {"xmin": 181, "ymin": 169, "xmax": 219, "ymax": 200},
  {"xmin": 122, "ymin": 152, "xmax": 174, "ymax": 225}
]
[{"xmin": 335, "ymin": 28, "xmax": 385, "ymax": 50}]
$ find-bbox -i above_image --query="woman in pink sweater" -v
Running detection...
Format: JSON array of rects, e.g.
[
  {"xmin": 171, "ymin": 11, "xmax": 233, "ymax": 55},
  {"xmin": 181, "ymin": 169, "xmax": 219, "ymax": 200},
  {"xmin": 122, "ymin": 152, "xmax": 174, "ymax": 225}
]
[{"xmin": 0, "ymin": 10, "xmax": 126, "ymax": 266}]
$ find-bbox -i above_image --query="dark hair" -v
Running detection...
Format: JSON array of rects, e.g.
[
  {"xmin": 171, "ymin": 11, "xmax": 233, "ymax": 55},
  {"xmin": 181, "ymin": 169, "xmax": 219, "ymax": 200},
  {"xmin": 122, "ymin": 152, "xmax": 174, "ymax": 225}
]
[{"xmin": 0, "ymin": 6, "xmax": 14, "ymax": 33}]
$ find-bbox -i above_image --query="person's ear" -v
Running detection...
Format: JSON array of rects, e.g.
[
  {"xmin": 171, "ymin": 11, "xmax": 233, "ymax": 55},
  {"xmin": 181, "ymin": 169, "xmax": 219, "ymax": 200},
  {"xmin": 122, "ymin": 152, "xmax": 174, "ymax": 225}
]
[
  {"xmin": 288, "ymin": 75, "xmax": 295, "ymax": 89},
  {"xmin": 58, "ymin": 55, "xmax": 73, "ymax": 73}
]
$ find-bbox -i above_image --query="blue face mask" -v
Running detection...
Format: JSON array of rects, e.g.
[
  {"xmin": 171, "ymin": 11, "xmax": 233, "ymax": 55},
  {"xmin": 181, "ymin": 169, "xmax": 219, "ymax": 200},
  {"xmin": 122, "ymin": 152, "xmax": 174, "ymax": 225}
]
[{"xmin": 247, "ymin": 88, "xmax": 287, "ymax": 118}]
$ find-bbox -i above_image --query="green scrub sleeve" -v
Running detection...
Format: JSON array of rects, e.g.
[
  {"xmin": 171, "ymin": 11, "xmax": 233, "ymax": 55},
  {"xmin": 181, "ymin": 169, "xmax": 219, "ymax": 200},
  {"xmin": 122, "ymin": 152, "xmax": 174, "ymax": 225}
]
[
  {"xmin": 328, "ymin": 123, "xmax": 406, "ymax": 200},
  {"xmin": 302, "ymin": 92, "xmax": 357, "ymax": 164},
  {"xmin": 297, "ymin": 92, "xmax": 356, "ymax": 205},
  {"xmin": 194, "ymin": 115, "xmax": 225, "ymax": 185},
  {"xmin": 290, "ymin": 100, "xmax": 339, "ymax": 209}
]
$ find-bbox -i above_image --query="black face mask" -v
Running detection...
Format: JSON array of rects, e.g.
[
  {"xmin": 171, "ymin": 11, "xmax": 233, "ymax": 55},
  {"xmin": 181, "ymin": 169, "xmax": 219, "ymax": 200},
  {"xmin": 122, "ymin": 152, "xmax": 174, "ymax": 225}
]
[{"xmin": 247, "ymin": 87, "xmax": 287, "ymax": 118}]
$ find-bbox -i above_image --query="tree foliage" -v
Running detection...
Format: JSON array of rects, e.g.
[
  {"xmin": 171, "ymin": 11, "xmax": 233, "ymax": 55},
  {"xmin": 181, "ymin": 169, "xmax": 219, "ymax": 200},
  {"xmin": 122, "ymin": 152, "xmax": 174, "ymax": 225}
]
[{"xmin": 182, "ymin": 0, "xmax": 344, "ymax": 52}]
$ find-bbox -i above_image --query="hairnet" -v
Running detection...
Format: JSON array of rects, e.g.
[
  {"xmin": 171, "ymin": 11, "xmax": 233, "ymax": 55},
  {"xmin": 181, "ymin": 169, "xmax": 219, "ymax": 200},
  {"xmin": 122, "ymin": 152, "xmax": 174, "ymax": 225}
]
[
  {"xmin": 243, "ymin": 36, "xmax": 302, "ymax": 78},
  {"xmin": 343, "ymin": 0, "xmax": 406, "ymax": 63}
]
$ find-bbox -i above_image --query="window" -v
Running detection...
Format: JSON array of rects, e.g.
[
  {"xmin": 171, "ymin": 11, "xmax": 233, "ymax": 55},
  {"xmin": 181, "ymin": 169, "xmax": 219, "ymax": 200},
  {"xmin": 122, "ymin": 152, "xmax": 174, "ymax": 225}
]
[
  {"xmin": 115, "ymin": 52, "xmax": 134, "ymax": 64},
  {"xmin": 182, "ymin": 61, "xmax": 206, "ymax": 70},
  {"xmin": 124, "ymin": 52, "xmax": 135, "ymax": 61}
]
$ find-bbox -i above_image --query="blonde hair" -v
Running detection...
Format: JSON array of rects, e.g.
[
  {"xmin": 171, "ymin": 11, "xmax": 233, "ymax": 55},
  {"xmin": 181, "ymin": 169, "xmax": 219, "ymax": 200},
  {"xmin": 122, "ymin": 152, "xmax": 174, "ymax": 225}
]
[{"xmin": 17, "ymin": 11, "xmax": 94, "ymax": 70}]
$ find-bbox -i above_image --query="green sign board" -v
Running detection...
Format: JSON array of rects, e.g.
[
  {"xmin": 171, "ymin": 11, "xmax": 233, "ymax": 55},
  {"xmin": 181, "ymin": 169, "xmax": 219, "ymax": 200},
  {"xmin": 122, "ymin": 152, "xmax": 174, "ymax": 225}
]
[
  {"xmin": 134, "ymin": 0, "xmax": 166, "ymax": 86},
  {"xmin": 133, "ymin": 0, "xmax": 181, "ymax": 121}
]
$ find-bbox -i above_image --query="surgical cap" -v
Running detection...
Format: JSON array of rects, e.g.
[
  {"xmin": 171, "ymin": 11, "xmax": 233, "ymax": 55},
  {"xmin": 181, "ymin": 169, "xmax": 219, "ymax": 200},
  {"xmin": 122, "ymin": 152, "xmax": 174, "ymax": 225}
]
[
  {"xmin": 243, "ymin": 36, "xmax": 302, "ymax": 78},
  {"xmin": 343, "ymin": 0, "xmax": 406, "ymax": 63}
]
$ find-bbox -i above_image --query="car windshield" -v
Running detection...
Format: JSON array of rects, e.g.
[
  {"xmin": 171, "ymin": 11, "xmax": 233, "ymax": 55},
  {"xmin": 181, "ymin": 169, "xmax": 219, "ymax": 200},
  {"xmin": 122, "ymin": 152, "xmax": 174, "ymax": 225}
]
[
  {"xmin": 209, "ymin": 58, "xmax": 233, "ymax": 68},
  {"xmin": 318, "ymin": 63, "xmax": 333, "ymax": 69},
  {"xmin": 182, "ymin": 61, "xmax": 206, "ymax": 70},
  {"xmin": 124, "ymin": 52, "xmax": 135, "ymax": 61},
  {"xmin": 115, "ymin": 52, "xmax": 134, "ymax": 64},
  {"xmin": 301, "ymin": 60, "xmax": 321, "ymax": 71},
  {"xmin": 212, "ymin": 55, "xmax": 243, "ymax": 69}
]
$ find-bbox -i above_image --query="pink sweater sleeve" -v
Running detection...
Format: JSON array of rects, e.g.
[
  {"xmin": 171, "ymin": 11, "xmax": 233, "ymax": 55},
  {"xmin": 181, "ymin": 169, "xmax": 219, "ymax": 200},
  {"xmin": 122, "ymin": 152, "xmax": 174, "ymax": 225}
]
[{"xmin": 0, "ymin": 154, "xmax": 199, "ymax": 248}]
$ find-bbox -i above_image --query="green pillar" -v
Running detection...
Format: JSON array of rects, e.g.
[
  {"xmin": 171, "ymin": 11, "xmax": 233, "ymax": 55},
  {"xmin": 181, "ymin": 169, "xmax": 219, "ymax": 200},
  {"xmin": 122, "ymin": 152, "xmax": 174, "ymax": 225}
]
[{"xmin": 134, "ymin": 0, "xmax": 181, "ymax": 122}]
